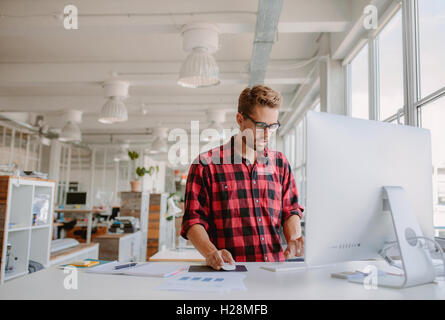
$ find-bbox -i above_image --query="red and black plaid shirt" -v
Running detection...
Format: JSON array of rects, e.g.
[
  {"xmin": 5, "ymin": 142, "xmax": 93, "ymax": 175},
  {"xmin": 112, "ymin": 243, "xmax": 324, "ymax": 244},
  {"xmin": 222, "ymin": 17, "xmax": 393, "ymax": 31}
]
[{"xmin": 181, "ymin": 136, "xmax": 304, "ymax": 262}]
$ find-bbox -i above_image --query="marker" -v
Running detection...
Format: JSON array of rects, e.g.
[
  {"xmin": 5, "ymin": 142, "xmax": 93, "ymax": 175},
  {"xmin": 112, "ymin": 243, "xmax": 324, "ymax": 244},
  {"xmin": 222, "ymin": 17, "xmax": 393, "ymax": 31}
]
[{"xmin": 114, "ymin": 263, "xmax": 137, "ymax": 270}]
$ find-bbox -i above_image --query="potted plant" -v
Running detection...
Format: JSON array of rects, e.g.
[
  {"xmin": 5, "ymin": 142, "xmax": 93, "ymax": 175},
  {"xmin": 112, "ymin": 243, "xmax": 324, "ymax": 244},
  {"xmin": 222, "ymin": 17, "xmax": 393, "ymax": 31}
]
[{"xmin": 128, "ymin": 151, "xmax": 156, "ymax": 192}]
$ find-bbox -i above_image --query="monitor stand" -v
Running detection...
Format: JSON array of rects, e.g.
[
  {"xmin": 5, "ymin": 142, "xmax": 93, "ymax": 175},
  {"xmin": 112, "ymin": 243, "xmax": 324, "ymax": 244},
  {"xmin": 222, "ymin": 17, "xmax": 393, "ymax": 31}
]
[{"xmin": 350, "ymin": 186, "xmax": 436, "ymax": 288}]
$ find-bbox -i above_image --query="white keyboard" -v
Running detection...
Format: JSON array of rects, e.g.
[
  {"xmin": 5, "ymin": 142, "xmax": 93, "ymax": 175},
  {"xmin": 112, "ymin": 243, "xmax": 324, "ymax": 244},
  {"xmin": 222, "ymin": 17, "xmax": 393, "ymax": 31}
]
[{"xmin": 51, "ymin": 238, "xmax": 79, "ymax": 253}]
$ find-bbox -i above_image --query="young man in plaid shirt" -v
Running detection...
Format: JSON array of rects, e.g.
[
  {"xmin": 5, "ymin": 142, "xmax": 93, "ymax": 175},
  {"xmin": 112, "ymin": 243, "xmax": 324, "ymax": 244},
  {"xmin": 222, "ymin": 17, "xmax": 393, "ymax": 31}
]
[{"xmin": 181, "ymin": 85, "xmax": 304, "ymax": 270}]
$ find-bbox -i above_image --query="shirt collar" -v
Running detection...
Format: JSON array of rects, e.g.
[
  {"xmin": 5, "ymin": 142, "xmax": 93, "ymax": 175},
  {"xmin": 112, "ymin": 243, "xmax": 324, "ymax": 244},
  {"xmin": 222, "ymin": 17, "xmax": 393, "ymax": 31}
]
[{"xmin": 221, "ymin": 135, "xmax": 270, "ymax": 165}]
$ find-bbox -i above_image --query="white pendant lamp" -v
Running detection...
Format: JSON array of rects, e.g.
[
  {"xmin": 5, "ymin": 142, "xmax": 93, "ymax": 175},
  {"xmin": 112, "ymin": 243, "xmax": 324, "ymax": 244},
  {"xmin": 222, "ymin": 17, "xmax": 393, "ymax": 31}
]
[
  {"xmin": 167, "ymin": 197, "xmax": 182, "ymax": 217},
  {"xmin": 203, "ymin": 110, "xmax": 226, "ymax": 141},
  {"xmin": 178, "ymin": 23, "xmax": 220, "ymax": 88},
  {"xmin": 149, "ymin": 127, "xmax": 169, "ymax": 154},
  {"xmin": 114, "ymin": 143, "xmax": 130, "ymax": 162},
  {"xmin": 99, "ymin": 80, "xmax": 129, "ymax": 124},
  {"xmin": 59, "ymin": 110, "xmax": 82, "ymax": 142}
]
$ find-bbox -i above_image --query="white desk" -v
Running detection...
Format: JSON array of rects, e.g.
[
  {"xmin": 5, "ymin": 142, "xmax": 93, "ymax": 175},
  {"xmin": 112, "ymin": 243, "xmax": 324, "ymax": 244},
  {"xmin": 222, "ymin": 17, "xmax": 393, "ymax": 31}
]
[
  {"xmin": 1, "ymin": 261, "xmax": 445, "ymax": 299},
  {"xmin": 149, "ymin": 249, "xmax": 205, "ymax": 262}
]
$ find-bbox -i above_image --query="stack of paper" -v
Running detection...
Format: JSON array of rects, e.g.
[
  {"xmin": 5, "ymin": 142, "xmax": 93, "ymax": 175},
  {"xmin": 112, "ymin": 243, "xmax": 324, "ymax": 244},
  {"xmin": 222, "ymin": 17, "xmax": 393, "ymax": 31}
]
[
  {"xmin": 85, "ymin": 261, "xmax": 185, "ymax": 278},
  {"xmin": 156, "ymin": 272, "xmax": 247, "ymax": 293}
]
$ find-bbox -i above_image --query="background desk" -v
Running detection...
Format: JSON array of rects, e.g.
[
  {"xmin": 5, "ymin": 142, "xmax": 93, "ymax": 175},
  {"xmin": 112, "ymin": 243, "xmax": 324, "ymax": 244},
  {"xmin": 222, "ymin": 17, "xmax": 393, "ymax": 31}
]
[
  {"xmin": 1, "ymin": 261, "xmax": 445, "ymax": 299},
  {"xmin": 54, "ymin": 209, "xmax": 106, "ymax": 243}
]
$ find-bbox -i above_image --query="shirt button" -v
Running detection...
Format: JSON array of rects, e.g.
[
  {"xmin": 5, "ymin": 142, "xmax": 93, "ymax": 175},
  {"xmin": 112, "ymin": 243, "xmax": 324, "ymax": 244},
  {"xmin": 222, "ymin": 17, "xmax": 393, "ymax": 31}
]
[
  {"xmin": 253, "ymin": 181, "xmax": 256, "ymax": 185},
  {"xmin": 255, "ymin": 199, "xmax": 259, "ymax": 203},
  {"xmin": 258, "ymin": 218, "xmax": 262, "ymax": 222},
  {"xmin": 265, "ymin": 256, "xmax": 268, "ymax": 261},
  {"xmin": 261, "ymin": 237, "xmax": 265, "ymax": 241}
]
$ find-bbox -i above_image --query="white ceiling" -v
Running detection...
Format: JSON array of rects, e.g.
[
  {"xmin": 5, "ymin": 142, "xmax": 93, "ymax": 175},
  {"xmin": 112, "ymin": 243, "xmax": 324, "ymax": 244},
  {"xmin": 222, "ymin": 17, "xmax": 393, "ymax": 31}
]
[{"xmin": 0, "ymin": 0, "xmax": 357, "ymax": 144}]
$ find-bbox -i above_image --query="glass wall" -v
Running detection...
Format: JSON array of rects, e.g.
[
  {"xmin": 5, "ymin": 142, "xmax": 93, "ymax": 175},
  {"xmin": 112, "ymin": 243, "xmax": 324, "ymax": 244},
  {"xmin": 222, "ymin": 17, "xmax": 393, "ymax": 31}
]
[
  {"xmin": 350, "ymin": 44, "xmax": 369, "ymax": 119},
  {"xmin": 418, "ymin": 0, "xmax": 445, "ymax": 98},
  {"xmin": 378, "ymin": 10, "xmax": 404, "ymax": 120}
]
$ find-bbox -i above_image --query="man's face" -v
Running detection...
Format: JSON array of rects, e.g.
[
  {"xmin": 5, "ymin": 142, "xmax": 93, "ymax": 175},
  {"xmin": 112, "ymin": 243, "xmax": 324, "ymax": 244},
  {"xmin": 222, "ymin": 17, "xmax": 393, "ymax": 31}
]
[{"xmin": 237, "ymin": 106, "xmax": 279, "ymax": 151}]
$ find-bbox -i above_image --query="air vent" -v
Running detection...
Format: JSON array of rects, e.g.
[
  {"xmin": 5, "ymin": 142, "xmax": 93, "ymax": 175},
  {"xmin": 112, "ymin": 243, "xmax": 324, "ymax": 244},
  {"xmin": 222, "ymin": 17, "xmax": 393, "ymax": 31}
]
[{"xmin": 329, "ymin": 242, "xmax": 361, "ymax": 249}]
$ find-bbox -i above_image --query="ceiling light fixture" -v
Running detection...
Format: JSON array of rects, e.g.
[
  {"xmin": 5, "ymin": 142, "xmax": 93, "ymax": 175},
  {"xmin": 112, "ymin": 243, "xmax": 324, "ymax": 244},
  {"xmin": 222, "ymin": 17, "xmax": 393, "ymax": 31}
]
[
  {"xmin": 148, "ymin": 128, "xmax": 169, "ymax": 154},
  {"xmin": 114, "ymin": 143, "xmax": 130, "ymax": 162},
  {"xmin": 202, "ymin": 110, "xmax": 226, "ymax": 142},
  {"xmin": 59, "ymin": 110, "xmax": 83, "ymax": 142},
  {"xmin": 99, "ymin": 80, "xmax": 130, "ymax": 124},
  {"xmin": 178, "ymin": 23, "xmax": 220, "ymax": 88}
]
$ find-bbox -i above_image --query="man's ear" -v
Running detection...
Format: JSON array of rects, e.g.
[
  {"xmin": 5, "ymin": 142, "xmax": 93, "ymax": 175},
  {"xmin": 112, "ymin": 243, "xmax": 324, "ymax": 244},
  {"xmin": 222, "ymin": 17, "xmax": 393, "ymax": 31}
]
[{"xmin": 236, "ymin": 112, "xmax": 244, "ymax": 128}]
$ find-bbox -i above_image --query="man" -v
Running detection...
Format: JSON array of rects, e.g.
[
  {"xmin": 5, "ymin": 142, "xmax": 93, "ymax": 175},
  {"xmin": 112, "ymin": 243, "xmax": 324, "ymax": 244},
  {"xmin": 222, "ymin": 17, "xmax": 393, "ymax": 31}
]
[{"xmin": 181, "ymin": 85, "xmax": 304, "ymax": 270}]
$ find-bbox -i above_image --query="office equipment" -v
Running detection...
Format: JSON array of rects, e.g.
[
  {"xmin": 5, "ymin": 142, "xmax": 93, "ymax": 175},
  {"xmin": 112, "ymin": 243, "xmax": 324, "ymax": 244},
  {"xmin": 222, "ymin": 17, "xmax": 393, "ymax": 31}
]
[
  {"xmin": 93, "ymin": 232, "xmax": 142, "ymax": 262},
  {"xmin": 0, "ymin": 176, "xmax": 55, "ymax": 284},
  {"xmin": 50, "ymin": 238, "xmax": 80, "ymax": 253},
  {"xmin": 303, "ymin": 111, "xmax": 436, "ymax": 288},
  {"xmin": 109, "ymin": 216, "xmax": 140, "ymax": 233},
  {"xmin": 188, "ymin": 265, "xmax": 247, "ymax": 272},
  {"xmin": 66, "ymin": 192, "xmax": 87, "ymax": 206},
  {"xmin": 221, "ymin": 263, "xmax": 236, "ymax": 271}
]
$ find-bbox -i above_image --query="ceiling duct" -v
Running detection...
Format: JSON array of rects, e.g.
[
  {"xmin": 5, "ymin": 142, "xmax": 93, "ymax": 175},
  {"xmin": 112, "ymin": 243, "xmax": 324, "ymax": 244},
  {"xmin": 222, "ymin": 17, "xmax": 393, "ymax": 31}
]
[{"xmin": 248, "ymin": 0, "xmax": 284, "ymax": 87}]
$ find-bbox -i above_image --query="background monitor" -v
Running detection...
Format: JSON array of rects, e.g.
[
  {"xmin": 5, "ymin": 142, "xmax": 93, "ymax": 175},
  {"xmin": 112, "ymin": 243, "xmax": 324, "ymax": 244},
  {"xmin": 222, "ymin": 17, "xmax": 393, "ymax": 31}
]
[
  {"xmin": 66, "ymin": 192, "xmax": 87, "ymax": 205},
  {"xmin": 304, "ymin": 111, "xmax": 434, "ymax": 266}
]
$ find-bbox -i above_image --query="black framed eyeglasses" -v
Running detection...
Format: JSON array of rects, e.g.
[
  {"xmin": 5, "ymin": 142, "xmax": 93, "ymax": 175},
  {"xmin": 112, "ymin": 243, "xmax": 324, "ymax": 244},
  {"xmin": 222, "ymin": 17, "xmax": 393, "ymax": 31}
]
[{"xmin": 241, "ymin": 112, "xmax": 281, "ymax": 132}]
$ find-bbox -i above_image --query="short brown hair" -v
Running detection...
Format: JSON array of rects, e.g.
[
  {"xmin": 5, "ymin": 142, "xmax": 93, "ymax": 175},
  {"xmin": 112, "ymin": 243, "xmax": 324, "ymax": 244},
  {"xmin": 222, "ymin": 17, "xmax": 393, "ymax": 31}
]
[{"xmin": 238, "ymin": 85, "xmax": 282, "ymax": 115}]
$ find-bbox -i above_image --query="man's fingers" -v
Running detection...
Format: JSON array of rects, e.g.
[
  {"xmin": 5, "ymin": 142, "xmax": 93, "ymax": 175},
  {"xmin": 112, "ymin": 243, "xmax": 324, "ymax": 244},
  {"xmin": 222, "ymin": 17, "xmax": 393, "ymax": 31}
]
[
  {"xmin": 284, "ymin": 248, "xmax": 291, "ymax": 259},
  {"xmin": 296, "ymin": 237, "xmax": 305, "ymax": 256},
  {"xmin": 214, "ymin": 252, "xmax": 225, "ymax": 267},
  {"xmin": 221, "ymin": 249, "xmax": 235, "ymax": 264}
]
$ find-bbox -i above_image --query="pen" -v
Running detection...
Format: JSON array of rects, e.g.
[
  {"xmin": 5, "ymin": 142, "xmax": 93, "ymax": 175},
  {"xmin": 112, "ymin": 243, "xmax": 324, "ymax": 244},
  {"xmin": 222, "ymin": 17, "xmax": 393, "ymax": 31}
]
[{"xmin": 114, "ymin": 262, "xmax": 137, "ymax": 270}]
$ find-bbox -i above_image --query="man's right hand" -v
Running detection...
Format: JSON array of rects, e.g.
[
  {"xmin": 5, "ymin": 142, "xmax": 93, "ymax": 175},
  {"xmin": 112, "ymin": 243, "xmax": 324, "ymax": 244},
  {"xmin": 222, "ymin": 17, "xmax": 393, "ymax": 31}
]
[{"xmin": 206, "ymin": 249, "xmax": 235, "ymax": 270}]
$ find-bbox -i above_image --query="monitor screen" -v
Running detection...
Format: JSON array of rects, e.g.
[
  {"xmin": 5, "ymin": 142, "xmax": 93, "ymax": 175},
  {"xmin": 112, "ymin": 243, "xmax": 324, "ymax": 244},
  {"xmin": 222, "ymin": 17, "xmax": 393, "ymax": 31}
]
[{"xmin": 66, "ymin": 192, "xmax": 87, "ymax": 205}]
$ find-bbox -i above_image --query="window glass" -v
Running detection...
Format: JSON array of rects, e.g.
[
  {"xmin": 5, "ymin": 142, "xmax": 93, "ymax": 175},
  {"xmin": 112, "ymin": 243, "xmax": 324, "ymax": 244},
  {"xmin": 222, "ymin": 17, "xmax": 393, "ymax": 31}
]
[
  {"xmin": 379, "ymin": 10, "xmax": 404, "ymax": 120},
  {"xmin": 350, "ymin": 44, "xmax": 369, "ymax": 119},
  {"xmin": 421, "ymin": 97, "xmax": 445, "ymax": 227},
  {"xmin": 418, "ymin": 0, "xmax": 445, "ymax": 98}
]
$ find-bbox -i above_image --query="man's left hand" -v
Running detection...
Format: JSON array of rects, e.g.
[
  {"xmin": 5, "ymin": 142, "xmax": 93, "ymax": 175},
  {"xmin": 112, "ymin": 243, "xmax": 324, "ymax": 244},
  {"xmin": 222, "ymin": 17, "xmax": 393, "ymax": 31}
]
[{"xmin": 284, "ymin": 236, "xmax": 304, "ymax": 259}]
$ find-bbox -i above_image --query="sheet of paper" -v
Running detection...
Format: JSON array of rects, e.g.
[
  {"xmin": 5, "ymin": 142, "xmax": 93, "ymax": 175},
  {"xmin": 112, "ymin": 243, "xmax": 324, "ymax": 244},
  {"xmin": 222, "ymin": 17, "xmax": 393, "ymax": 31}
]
[
  {"xmin": 84, "ymin": 261, "xmax": 123, "ymax": 274},
  {"xmin": 156, "ymin": 273, "xmax": 247, "ymax": 293},
  {"xmin": 123, "ymin": 263, "xmax": 186, "ymax": 278}
]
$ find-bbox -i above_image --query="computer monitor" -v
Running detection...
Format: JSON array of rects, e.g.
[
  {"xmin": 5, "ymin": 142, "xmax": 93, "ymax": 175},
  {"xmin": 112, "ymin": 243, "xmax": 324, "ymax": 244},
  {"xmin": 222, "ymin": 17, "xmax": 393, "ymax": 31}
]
[
  {"xmin": 304, "ymin": 111, "xmax": 434, "ymax": 267},
  {"xmin": 66, "ymin": 192, "xmax": 87, "ymax": 206}
]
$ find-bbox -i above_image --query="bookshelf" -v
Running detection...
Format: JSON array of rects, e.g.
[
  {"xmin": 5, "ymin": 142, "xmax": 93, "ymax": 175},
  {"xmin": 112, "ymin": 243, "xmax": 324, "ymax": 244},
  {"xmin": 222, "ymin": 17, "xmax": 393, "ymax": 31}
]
[{"xmin": 0, "ymin": 176, "xmax": 55, "ymax": 284}]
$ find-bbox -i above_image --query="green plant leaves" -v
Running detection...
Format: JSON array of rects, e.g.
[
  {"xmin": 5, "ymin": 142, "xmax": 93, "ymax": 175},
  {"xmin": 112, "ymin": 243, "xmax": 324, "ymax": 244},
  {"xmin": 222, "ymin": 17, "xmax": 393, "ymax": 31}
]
[{"xmin": 128, "ymin": 150, "xmax": 139, "ymax": 161}]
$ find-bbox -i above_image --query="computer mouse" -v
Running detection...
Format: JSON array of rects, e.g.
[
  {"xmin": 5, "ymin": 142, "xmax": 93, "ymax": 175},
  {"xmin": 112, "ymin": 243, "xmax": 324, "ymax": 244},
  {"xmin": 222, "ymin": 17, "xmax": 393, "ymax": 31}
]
[{"xmin": 221, "ymin": 263, "xmax": 236, "ymax": 271}]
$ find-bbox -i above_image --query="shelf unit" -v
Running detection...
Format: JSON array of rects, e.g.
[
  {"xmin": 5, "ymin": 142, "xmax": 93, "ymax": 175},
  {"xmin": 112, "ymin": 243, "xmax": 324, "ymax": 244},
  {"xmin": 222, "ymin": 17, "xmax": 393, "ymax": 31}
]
[{"xmin": 0, "ymin": 176, "xmax": 55, "ymax": 284}]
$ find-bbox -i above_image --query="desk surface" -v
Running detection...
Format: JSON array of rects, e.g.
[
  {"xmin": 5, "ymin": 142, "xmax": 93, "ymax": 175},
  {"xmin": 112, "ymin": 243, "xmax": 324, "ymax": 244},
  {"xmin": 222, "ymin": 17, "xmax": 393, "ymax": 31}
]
[
  {"xmin": 54, "ymin": 209, "xmax": 105, "ymax": 214},
  {"xmin": 149, "ymin": 249, "xmax": 205, "ymax": 262},
  {"xmin": 1, "ymin": 261, "xmax": 445, "ymax": 299}
]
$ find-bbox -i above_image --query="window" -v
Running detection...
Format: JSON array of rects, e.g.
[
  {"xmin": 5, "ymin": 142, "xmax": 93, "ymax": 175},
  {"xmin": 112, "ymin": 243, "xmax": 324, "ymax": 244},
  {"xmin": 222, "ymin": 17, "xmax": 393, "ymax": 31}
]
[
  {"xmin": 350, "ymin": 44, "xmax": 369, "ymax": 119},
  {"xmin": 418, "ymin": 0, "xmax": 445, "ymax": 98},
  {"xmin": 294, "ymin": 120, "xmax": 306, "ymax": 207},
  {"xmin": 420, "ymin": 97, "xmax": 445, "ymax": 226},
  {"xmin": 378, "ymin": 10, "xmax": 404, "ymax": 120}
]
